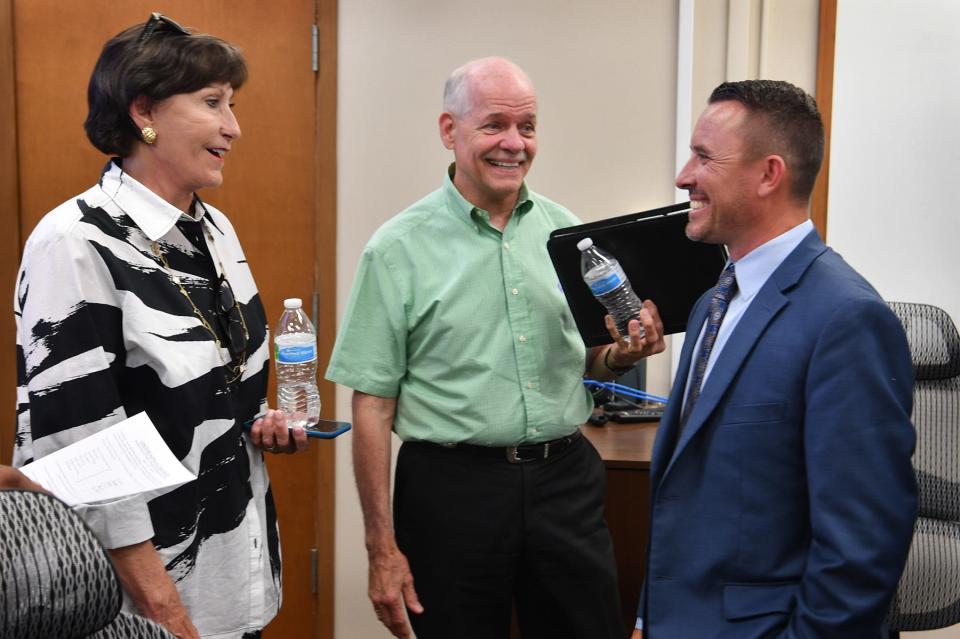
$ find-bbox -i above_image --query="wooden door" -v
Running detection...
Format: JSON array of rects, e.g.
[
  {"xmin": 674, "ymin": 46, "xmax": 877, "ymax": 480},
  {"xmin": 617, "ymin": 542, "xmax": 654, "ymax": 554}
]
[
  {"xmin": 5, "ymin": 1, "xmax": 336, "ymax": 636},
  {"xmin": 0, "ymin": 0, "xmax": 19, "ymax": 470}
]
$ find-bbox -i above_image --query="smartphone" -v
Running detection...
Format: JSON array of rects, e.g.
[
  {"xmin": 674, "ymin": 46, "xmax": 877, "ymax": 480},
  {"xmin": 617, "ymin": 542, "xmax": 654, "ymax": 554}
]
[{"xmin": 242, "ymin": 416, "xmax": 352, "ymax": 439}]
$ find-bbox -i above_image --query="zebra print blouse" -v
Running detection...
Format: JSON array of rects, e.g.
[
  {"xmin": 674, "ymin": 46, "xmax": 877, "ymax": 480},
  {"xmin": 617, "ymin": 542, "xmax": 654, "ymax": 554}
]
[{"xmin": 13, "ymin": 160, "xmax": 281, "ymax": 637}]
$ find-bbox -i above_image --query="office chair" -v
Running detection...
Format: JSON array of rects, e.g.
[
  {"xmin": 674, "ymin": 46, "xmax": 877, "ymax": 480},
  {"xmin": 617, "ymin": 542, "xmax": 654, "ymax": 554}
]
[
  {"xmin": 0, "ymin": 489, "xmax": 175, "ymax": 639},
  {"xmin": 886, "ymin": 302, "xmax": 960, "ymax": 635},
  {"xmin": 88, "ymin": 612, "xmax": 177, "ymax": 639}
]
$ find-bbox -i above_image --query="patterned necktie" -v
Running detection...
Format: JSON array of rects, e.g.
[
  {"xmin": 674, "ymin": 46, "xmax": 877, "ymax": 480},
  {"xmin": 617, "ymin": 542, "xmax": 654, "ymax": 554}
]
[{"xmin": 680, "ymin": 262, "xmax": 738, "ymax": 428}]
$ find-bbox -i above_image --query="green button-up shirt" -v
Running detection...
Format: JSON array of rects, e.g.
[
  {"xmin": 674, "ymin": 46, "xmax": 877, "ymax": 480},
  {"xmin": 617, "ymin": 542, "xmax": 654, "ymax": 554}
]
[{"xmin": 326, "ymin": 167, "xmax": 593, "ymax": 445}]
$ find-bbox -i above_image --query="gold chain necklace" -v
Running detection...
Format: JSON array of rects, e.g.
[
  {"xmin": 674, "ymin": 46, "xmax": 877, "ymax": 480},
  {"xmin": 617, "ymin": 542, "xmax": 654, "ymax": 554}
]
[
  {"xmin": 150, "ymin": 239, "xmax": 249, "ymax": 385},
  {"xmin": 103, "ymin": 184, "xmax": 250, "ymax": 384}
]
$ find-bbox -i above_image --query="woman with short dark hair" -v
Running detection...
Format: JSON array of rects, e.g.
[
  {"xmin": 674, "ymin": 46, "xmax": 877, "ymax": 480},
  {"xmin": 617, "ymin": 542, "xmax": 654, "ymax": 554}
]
[{"xmin": 13, "ymin": 14, "xmax": 307, "ymax": 639}]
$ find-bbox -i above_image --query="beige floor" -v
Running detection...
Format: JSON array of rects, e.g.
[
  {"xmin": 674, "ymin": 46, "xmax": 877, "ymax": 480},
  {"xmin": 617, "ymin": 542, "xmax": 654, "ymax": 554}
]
[{"xmin": 904, "ymin": 626, "xmax": 960, "ymax": 638}]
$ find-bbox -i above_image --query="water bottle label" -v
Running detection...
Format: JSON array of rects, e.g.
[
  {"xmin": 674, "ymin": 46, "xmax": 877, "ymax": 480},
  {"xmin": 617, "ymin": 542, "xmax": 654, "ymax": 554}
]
[
  {"xmin": 276, "ymin": 343, "xmax": 317, "ymax": 363},
  {"xmin": 588, "ymin": 269, "xmax": 626, "ymax": 296}
]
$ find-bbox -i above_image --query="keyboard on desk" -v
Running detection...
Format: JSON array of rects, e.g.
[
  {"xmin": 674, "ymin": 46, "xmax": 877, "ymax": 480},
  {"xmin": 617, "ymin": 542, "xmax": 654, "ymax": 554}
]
[{"xmin": 607, "ymin": 405, "xmax": 665, "ymax": 423}]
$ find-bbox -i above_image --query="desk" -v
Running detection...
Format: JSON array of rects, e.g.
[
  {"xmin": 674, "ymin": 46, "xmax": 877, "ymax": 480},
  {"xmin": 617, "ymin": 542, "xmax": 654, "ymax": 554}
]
[
  {"xmin": 582, "ymin": 420, "xmax": 658, "ymax": 469},
  {"xmin": 583, "ymin": 421, "xmax": 659, "ymax": 636}
]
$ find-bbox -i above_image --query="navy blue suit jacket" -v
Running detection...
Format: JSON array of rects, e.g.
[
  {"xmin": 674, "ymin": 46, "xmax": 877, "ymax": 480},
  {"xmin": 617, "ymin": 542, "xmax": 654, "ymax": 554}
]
[{"xmin": 640, "ymin": 230, "xmax": 917, "ymax": 638}]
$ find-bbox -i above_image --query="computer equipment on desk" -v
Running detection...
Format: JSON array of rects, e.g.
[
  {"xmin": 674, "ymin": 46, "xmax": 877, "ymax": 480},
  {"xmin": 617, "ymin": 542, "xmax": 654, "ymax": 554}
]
[
  {"xmin": 607, "ymin": 405, "xmax": 665, "ymax": 423},
  {"xmin": 586, "ymin": 360, "xmax": 666, "ymax": 426}
]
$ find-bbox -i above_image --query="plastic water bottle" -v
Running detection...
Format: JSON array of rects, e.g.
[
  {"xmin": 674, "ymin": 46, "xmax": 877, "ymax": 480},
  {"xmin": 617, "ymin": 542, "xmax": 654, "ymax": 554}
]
[
  {"xmin": 577, "ymin": 238, "xmax": 645, "ymax": 341},
  {"xmin": 274, "ymin": 298, "xmax": 321, "ymax": 428}
]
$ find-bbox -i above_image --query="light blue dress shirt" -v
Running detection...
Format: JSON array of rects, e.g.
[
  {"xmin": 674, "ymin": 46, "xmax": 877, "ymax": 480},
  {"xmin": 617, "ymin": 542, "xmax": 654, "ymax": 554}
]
[{"xmin": 681, "ymin": 219, "xmax": 815, "ymax": 403}]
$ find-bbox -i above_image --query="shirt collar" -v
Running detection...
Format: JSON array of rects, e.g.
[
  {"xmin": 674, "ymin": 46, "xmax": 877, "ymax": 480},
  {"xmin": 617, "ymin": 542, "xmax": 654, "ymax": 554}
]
[
  {"xmin": 96, "ymin": 159, "xmax": 214, "ymax": 241},
  {"xmin": 442, "ymin": 163, "xmax": 533, "ymax": 230},
  {"xmin": 731, "ymin": 219, "xmax": 814, "ymax": 302}
]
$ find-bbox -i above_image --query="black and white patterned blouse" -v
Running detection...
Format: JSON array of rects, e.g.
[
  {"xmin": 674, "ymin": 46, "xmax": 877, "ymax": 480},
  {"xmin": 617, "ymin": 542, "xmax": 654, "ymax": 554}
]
[{"xmin": 13, "ymin": 160, "xmax": 280, "ymax": 638}]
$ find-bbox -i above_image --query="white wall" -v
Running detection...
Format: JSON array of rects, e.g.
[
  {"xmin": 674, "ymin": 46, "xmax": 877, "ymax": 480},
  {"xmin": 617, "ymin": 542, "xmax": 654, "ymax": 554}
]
[
  {"xmin": 828, "ymin": 0, "xmax": 960, "ymax": 328},
  {"xmin": 830, "ymin": 2, "xmax": 960, "ymax": 638},
  {"xmin": 335, "ymin": 2, "xmax": 679, "ymax": 636}
]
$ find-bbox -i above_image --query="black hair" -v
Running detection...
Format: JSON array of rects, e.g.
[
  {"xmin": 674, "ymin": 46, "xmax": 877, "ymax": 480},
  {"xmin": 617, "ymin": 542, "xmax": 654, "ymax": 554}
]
[
  {"xmin": 709, "ymin": 80, "xmax": 824, "ymax": 202},
  {"xmin": 84, "ymin": 18, "xmax": 247, "ymax": 156}
]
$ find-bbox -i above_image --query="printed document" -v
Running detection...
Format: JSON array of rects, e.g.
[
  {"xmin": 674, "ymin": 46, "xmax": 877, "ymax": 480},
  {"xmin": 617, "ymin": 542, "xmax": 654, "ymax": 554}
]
[{"xmin": 20, "ymin": 412, "xmax": 195, "ymax": 506}]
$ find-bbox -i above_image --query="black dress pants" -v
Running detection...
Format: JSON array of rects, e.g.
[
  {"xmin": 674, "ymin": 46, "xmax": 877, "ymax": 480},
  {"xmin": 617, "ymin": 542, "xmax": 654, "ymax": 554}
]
[{"xmin": 394, "ymin": 433, "xmax": 623, "ymax": 639}]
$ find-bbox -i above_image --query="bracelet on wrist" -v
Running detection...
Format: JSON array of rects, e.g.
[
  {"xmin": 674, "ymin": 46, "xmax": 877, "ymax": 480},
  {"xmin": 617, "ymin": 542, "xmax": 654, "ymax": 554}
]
[{"xmin": 604, "ymin": 345, "xmax": 634, "ymax": 376}]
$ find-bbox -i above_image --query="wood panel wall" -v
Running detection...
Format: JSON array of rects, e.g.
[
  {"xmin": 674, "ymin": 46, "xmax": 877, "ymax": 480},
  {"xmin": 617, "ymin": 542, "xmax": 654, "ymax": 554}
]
[
  {"xmin": 0, "ymin": 0, "xmax": 20, "ymax": 466},
  {"xmin": 812, "ymin": 0, "xmax": 837, "ymax": 238},
  {"xmin": 313, "ymin": 0, "xmax": 338, "ymax": 635}
]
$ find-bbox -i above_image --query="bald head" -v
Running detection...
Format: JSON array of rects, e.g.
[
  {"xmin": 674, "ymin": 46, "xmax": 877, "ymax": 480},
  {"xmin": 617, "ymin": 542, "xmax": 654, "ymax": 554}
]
[
  {"xmin": 443, "ymin": 57, "xmax": 535, "ymax": 117},
  {"xmin": 438, "ymin": 56, "xmax": 538, "ymax": 217}
]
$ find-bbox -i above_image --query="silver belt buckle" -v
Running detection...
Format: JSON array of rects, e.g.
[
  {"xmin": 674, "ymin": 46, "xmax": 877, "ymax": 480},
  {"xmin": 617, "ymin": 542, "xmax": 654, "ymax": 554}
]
[
  {"xmin": 505, "ymin": 442, "xmax": 550, "ymax": 463},
  {"xmin": 506, "ymin": 446, "xmax": 524, "ymax": 463}
]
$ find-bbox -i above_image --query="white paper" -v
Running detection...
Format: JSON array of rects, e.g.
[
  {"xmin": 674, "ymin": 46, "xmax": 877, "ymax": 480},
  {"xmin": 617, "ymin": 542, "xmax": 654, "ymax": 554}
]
[{"xmin": 20, "ymin": 412, "xmax": 196, "ymax": 506}]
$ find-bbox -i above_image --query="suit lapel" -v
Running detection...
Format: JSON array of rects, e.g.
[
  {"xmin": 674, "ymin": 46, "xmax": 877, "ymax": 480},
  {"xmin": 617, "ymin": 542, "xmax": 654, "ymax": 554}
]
[
  {"xmin": 650, "ymin": 292, "xmax": 709, "ymax": 487},
  {"xmin": 658, "ymin": 230, "xmax": 829, "ymax": 482},
  {"xmin": 668, "ymin": 292, "xmax": 787, "ymax": 462}
]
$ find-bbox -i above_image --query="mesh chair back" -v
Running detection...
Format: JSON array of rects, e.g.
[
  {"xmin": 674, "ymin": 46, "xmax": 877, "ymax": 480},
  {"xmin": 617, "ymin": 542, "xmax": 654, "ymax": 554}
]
[
  {"xmin": 87, "ymin": 611, "xmax": 177, "ymax": 639},
  {"xmin": 886, "ymin": 302, "xmax": 960, "ymax": 631},
  {"xmin": 0, "ymin": 489, "xmax": 121, "ymax": 639}
]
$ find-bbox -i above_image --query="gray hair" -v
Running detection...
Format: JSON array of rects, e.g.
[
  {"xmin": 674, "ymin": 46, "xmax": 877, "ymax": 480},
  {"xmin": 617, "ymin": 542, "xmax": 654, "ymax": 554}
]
[
  {"xmin": 442, "ymin": 57, "xmax": 533, "ymax": 117},
  {"xmin": 443, "ymin": 63, "xmax": 472, "ymax": 117}
]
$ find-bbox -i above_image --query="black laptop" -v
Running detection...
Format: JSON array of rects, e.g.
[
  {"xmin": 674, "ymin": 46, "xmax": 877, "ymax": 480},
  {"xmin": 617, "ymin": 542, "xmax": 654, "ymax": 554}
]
[{"xmin": 546, "ymin": 202, "xmax": 728, "ymax": 347}]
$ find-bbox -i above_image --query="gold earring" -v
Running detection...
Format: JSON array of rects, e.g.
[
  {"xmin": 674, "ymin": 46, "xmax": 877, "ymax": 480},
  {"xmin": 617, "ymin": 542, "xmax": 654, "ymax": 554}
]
[{"xmin": 141, "ymin": 127, "xmax": 158, "ymax": 144}]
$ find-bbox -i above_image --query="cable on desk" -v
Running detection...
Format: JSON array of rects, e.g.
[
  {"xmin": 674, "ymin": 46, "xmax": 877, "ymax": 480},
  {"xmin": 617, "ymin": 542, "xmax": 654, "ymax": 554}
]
[{"xmin": 583, "ymin": 379, "xmax": 668, "ymax": 405}]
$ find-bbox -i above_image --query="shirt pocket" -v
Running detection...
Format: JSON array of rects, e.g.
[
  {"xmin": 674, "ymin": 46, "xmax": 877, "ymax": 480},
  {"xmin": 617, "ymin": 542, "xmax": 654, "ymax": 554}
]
[{"xmin": 723, "ymin": 581, "xmax": 799, "ymax": 620}]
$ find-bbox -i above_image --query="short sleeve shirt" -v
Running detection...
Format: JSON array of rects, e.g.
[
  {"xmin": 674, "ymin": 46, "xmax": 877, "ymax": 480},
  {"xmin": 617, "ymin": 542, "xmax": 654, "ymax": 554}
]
[{"xmin": 326, "ymin": 166, "xmax": 593, "ymax": 445}]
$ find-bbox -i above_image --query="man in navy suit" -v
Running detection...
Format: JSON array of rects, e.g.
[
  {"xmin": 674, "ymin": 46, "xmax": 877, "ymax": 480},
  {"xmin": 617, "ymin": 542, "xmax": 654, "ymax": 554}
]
[{"xmin": 633, "ymin": 80, "xmax": 917, "ymax": 638}]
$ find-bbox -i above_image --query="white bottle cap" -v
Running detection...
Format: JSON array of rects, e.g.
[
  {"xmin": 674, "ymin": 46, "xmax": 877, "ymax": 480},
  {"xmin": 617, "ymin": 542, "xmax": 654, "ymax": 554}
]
[
  {"xmin": 283, "ymin": 298, "xmax": 303, "ymax": 309},
  {"xmin": 576, "ymin": 237, "xmax": 594, "ymax": 251}
]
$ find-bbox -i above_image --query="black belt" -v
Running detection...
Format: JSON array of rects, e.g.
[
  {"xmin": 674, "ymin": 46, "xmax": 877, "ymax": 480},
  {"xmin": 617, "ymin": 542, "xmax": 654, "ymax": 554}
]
[{"xmin": 430, "ymin": 430, "xmax": 582, "ymax": 464}]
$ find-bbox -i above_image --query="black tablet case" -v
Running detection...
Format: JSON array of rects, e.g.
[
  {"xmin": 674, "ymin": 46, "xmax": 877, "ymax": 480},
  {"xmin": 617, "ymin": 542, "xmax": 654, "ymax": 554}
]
[{"xmin": 547, "ymin": 202, "xmax": 728, "ymax": 347}]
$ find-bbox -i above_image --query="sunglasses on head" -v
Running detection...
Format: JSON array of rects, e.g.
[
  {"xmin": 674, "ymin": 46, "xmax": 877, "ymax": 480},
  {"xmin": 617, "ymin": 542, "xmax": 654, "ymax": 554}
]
[{"xmin": 137, "ymin": 12, "xmax": 190, "ymax": 47}]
